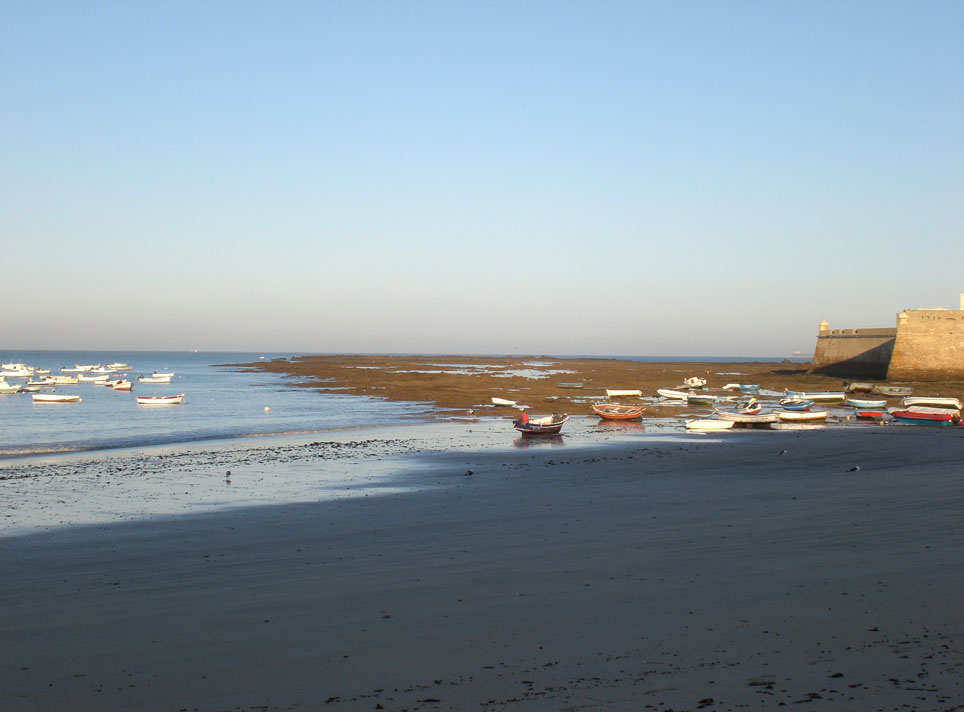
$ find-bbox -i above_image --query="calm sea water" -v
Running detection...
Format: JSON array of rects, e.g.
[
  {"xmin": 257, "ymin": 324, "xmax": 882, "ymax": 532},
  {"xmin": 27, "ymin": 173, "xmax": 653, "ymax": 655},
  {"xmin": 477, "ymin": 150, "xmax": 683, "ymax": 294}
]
[{"xmin": 0, "ymin": 350, "xmax": 435, "ymax": 457}]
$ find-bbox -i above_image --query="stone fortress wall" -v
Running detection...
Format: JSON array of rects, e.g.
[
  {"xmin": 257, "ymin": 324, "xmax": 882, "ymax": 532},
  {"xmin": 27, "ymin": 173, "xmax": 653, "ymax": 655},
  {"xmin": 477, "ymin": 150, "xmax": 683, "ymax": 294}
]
[{"xmin": 811, "ymin": 294, "xmax": 964, "ymax": 380}]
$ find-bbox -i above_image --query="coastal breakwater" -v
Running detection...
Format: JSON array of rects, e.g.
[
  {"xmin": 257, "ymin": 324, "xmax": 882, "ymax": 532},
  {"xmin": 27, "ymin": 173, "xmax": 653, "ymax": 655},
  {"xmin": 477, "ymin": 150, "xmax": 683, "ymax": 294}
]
[{"xmin": 812, "ymin": 295, "xmax": 964, "ymax": 380}]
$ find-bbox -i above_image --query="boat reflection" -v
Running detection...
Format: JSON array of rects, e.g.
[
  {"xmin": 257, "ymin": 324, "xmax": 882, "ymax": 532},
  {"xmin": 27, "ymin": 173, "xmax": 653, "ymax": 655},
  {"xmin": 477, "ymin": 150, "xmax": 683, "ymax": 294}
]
[
  {"xmin": 591, "ymin": 420, "xmax": 646, "ymax": 433},
  {"xmin": 513, "ymin": 434, "xmax": 565, "ymax": 448}
]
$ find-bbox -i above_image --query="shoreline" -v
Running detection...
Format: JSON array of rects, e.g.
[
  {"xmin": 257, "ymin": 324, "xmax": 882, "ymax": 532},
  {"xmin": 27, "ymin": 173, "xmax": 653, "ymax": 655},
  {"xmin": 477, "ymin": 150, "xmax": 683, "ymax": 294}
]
[{"xmin": 2, "ymin": 426, "xmax": 962, "ymax": 710}]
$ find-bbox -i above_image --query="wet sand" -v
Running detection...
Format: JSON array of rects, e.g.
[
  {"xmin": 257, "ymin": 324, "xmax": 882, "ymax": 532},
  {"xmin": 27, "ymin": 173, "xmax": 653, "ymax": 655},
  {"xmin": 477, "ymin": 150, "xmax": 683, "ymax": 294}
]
[
  {"xmin": 241, "ymin": 354, "xmax": 964, "ymax": 417},
  {"xmin": 2, "ymin": 425, "xmax": 963, "ymax": 711}
]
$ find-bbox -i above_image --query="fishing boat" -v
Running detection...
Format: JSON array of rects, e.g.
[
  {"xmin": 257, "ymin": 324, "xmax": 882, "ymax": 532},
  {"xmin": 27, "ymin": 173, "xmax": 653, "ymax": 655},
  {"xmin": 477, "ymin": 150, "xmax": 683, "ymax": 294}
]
[
  {"xmin": 0, "ymin": 380, "xmax": 21, "ymax": 394},
  {"xmin": 512, "ymin": 413, "xmax": 568, "ymax": 435},
  {"xmin": 890, "ymin": 409, "xmax": 957, "ymax": 426},
  {"xmin": 138, "ymin": 374, "xmax": 174, "ymax": 384},
  {"xmin": 779, "ymin": 398, "xmax": 814, "ymax": 411},
  {"xmin": 136, "ymin": 394, "xmax": 185, "ymax": 405},
  {"xmin": 775, "ymin": 409, "xmax": 829, "ymax": 422},
  {"xmin": 32, "ymin": 393, "xmax": 82, "ymax": 403},
  {"xmin": 656, "ymin": 388, "xmax": 688, "ymax": 400},
  {"xmin": 592, "ymin": 403, "xmax": 645, "ymax": 420},
  {"xmin": 845, "ymin": 398, "xmax": 887, "ymax": 409},
  {"xmin": 491, "ymin": 397, "xmax": 518, "ymax": 407},
  {"xmin": 874, "ymin": 385, "xmax": 913, "ymax": 397},
  {"xmin": 104, "ymin": 379, "xmax": 133, "ymax": 391},
  {"xmin": 685, "ymin": 419, "xmax": 734, "ymax": 431},
  {"xmin": 685, "ymin": 393, "xmax": 717, "ymax": 406},
  {"xmin": 682, "ymin": 376, "xmax": 707, "ymax": 388},
  {"xmin": 558, "ymin": 382, "xmax": 584, "ymax": 389},
  {"xmin": 51, "ymin": 375, "xmax": 79, "ymax": 385},
  {"xmin": 106, "ymin": 362, "xmax": 133, "ymax": 371},
  {"xmin": 0, "ymin": 365, "xmax": 33, "ymax": 378},
  {"xmin": 901, "ymin": 396, "xmax": 963, "ymax": 411},
  {"xmin": 606, "ymin": 389, "xmax": 642, "ymax": 398}
]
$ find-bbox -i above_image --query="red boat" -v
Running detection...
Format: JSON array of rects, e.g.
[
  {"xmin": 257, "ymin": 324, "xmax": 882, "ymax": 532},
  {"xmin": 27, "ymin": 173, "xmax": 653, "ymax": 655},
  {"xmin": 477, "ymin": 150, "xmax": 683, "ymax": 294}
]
[
  {"xmin": 855, "ymin": 410, "xmax": 886, "ymax": 420},
  {"xmin": 890, "ymin": 409, "xmax": 957, "ymax": 425},
  {"xmin": 592, "ymin": 403, "xmax": 645, "ymax": 420}
]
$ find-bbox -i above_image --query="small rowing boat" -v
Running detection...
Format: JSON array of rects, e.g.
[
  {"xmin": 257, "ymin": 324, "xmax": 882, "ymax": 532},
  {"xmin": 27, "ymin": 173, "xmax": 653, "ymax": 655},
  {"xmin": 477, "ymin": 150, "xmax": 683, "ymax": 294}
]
[
  {"xmin": 775, "ymin": 409, "xmax": 829, "ymax": 422},
  {"xmin": 491, "ymin": 397, "xmax": 517, "ymax": 407},
  {"xmin": 890, "ymin": 409, "xmax": 957, "ymax": 426},
  {"xmin": 32, "ymin": 393, "xmax": 82, "ymax": 403},
  {"xmin": 874, "ymin": 385, "xmax": 912, "ymax": 397},
  {"xmin": 512, "ymin": 413, "xmax": 568, "ymax": 435},
  {"xmin": 656, "ymin": 388, "xmax": 688, "ymax": 400},
  {"xmin": 845, "ymin": 398, "xmax": 887, "ymax": 409},
  {"xmin": 104, "ymin": 379, "xmax": 133, "ymax": 391},
  {"xmin": 779, "ymin": 398, "xmax": 814, "ymax": 411},
  {"xmin": 592, "ymin": 403, "xmax": 645, "ymax": 420},
  {"xmin": 715, "ymin": 411, "xmax": 778, "ymax": 424},
  {"xmin": 685, "ymin": 393, "xmax": 717, "ymax": 406},
  {"xmin": 138, "ymin": 374, "xmax": 173, "ymax": 384},
  {"xmin": 685, "ymin": 419, "xmax": 734, "ymax": 431},
  {"xmin": 606, "ymin": 389, "xmax": 642, "ymax": 398},
  {"xmin": 557, "ymin": 382, "xmax": 584, "ymax": 389},
  {"xmin": 901, "ymin": 396, "xmax": 962, "ymax": 411},
  {"xmin": 135, "ymin": 394, "xmax": 185, "ymax": 405}
]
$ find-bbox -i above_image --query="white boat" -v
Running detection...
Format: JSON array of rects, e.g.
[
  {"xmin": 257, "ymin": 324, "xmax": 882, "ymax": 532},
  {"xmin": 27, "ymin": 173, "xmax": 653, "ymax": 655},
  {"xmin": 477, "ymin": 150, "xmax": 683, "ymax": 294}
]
[
  {"xmin": 656, "ymin": 388, "xmax": 688, "ymax": 400},
  {"xmin": 606, "ymin": 389, "xmax": 642, "ymax": 398},
  {"xmin": 0, "ymin": 380, "xmax": 21, "ymax": 394},
  {"xmin": 716, "ymin": 411, "xmax": 778, "ymax": 423},
  {"xmin": 685, "ymin": 393, "xmax": 717, "ymax": 406},
  {"xmin": 0, "ymin": 367, "xmax": 33, "ymax": 378},
  {"xmin": 136, "ymin": 394, "xmax": 185, "ymax": 405},
  {"xmin": 491, "ymin": 397, "xmax": 517, "ymax": 407},
  {"xmin": 106, "ymin": 362, "xmax": 132, "ymax": 371},
  {"xmin": 78, "ymin": 374, "xmax": 110, "ymax": 382},
  {"xmin": 845, "ymin": 398, "xmax": 887, "ymax": 409},
  {"xmin": 685, "ymin": 419, "xmax": 734, "ymax": 431},
  {"xmin": 32, "ymin": 393, "xmax": 82, "ymax": 403},
  {"xmin": 61, "ymin": 364, "xmax": 97, "ymax": 373},
  {"xmin": 775, "ymin": 409, "xmax": 829, "ymax": 422},
  {"xmin": 889, "ymin": 405, "xmax": 961, "ymax": 416},
  {"xmin": 138, "ymin": 374, "xmax": 173, "ymax": 384},
  {"xmin": 681, "ymin": 376, "xmax": 707, "ymax": 388},
  {"xmin": 784, "ymin": 390, "xmax": 845, "ymax": 402},
  {"xmin": 51, "ymin": 375, "xmax": 79, "ymax": 385},
  {"xmin": 104, "ymin": 379, "xmax": 133, "ymax": 391},
  {"xmin": 901, "ymin": 396, "xmax": 962, "ymax": 411}
]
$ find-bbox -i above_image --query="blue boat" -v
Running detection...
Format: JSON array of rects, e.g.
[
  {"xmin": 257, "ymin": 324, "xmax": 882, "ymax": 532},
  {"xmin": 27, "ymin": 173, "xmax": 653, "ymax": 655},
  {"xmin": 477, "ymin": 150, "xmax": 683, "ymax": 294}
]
[{"xmin": 779, "ymin": 398, "xmax": 814, "ymax": 411}]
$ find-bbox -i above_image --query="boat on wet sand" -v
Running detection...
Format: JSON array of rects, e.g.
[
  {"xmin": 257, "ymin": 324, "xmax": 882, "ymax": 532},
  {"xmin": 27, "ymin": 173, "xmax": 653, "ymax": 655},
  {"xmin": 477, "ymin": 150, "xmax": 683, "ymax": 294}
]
[
  {"xmin": 136, "ymin": 394, "xmax": 185, "ymax": 405},
  {"xmin": 901, "ymin": 396, "xmax": 962, "ymax": 411},
  {"xmin": 874, "ymin": 385, "xmax": 913, "ymax": 397},
  {"xmin": 656, "ymin": 388, "xmax": 688, "ymax": 400},
  {"xmin": 592, "ymin": 403, "xmax": 645, "ymax": 420},
  {"xmin": 606, "ymin": 389, "xmax": 642, "ymax": 398},
  {"xmin": 715, "ymin": 411, "xmax": 778, "ymax": 424},
  {"xmin": 846, "ymin": 398, "xmax": 887, "ymax": 409},
  {"xmin": 890, "ymin": 409, "xmax": 958, "ymax": 426},
  {"xmin": 512, "ymin": 413, "xmax": 568, "ymax": 435},
  {"xmin": 491, "ymin": 397, "xmax": 517, "ymax": 407},
  {"xmin": 778, "ymin": 398, "xmax": 814, "ymax": 411},
  {"xmin": 775, "ymin": 409, "xmax": 829, "ymax": 422},
  {"xmin": 685, "ymin": 419, "xmax": 734, "ymax": 431}
]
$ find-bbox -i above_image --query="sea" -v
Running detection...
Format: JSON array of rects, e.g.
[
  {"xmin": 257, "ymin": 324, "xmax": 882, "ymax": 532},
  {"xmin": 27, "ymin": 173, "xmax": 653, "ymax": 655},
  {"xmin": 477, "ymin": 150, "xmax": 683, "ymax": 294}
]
[
  {"xmin": 1, "ymin": 350, "xmax": 806, "ymax": 459},
  {"xmin": 0, "ymin": 350, "xmax": 436, "ymax": 459}
]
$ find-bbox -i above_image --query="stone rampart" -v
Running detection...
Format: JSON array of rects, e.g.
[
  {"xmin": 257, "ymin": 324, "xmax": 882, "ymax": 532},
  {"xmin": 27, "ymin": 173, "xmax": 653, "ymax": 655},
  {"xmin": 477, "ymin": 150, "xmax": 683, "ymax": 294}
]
[
  {"xmin": 887, "ymin": 310, "xmax": 964, "ymax": 380},
  {"xmin": 811, "ymin": 325, "xmax": 896, "ymax": 378}
]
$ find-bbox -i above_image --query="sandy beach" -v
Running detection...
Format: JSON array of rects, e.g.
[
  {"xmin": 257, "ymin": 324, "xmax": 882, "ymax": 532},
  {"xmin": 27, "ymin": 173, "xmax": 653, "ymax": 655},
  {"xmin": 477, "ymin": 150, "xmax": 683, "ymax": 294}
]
[{"xmin": 3, "ymin": 423, "xmax": 963, "ymax": 711}]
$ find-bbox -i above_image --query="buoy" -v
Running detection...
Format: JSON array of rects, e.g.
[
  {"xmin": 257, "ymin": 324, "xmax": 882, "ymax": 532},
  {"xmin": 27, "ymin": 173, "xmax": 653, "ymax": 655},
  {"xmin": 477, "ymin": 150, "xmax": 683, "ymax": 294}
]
[{"xmin": 264, "ymin": 406, "xmax": 271, "ymax": 412}]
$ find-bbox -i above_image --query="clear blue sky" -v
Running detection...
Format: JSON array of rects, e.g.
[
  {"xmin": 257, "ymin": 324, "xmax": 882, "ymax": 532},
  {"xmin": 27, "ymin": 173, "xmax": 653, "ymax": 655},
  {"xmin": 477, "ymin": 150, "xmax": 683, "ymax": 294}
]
[{"xmin": 2, "ymin": 1, "xmax": 962, "ymax": 356}]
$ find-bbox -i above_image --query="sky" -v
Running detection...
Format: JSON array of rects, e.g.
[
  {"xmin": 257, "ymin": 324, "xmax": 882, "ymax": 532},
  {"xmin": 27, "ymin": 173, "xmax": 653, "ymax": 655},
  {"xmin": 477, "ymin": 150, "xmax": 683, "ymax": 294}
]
[{"xmin": 2, "ymin": 1, "xmax": 962, "ymax": 356}]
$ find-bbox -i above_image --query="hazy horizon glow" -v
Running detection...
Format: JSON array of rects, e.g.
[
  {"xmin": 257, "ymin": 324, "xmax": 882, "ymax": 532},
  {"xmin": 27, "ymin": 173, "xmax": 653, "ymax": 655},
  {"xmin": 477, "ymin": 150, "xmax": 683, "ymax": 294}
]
[{"xmin": 2, "ymin": 1, "xmax": 962, "ymax": 356}]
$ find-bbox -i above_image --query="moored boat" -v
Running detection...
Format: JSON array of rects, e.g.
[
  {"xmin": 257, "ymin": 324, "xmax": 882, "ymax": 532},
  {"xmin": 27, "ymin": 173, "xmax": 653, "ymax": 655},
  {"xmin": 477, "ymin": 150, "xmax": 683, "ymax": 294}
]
[
  {"xmin": 512, "ymin": 413, "xmax": 568, "ymax": 435},
  {"xmin": 104, "ymin": 379, "xmax": 133, "ymax": 391},
  {"xmin": 138, "ymin": 374, "xmax": 174, "ymax": 384},
  {"xmin": 32, "ymin": 393, "xmax": 82, "ymax": 403},
  {"xmin": 890, "ymin": 409, "xmax": 957, "ymax": 426},
  {"xmin": 685, "ymin": 419, "xmax": 734, "ymax": 431},
  {"xmin": 51, "ymin": 375, "xmax": 79, "ymax": 385},
  {"xmin": 845, "ymin": 382, "xmax": 876, "ymax": 393},
  {"xmin": 78, "ymin": 374, "xmax": 110, "ymax": 382},
  {"xmin": 0, "ymin": 380, "xmax": 21, "ymax": 394},
  {"xmin": 592, "ymin": 403, "xmax": 645, "ymax": 420},
  {"xmin": 775, "ymin": 409, "xmax": 829, "ymax": 422},
  {"xmin": 136, "ymin": 394, "xmax": 185, "ymax": 405}
]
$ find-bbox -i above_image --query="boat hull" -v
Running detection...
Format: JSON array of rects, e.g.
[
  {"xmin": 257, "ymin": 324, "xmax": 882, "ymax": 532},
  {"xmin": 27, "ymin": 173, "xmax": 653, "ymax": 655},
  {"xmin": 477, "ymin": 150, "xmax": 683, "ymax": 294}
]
[
  {"xmin": 135, "ymin": 394, "xmax": 185, "ymax": 405},
  {"xmin": 592, "ymin": 403, "xmax": 644, "ymax": 420}
]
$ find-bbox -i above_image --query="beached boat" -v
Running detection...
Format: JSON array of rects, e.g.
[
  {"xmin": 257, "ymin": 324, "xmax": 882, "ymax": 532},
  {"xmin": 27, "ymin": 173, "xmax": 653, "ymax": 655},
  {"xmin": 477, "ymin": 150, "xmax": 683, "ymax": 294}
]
[
  {"xmin": 778, "ymin": 398, "xmax": 814, "ymax": 411},
  {"xmin": 682, "ymin": 376, "xmax": 707, "ymax": 388},
  {"xmin": 845, "ymin": 398, "xmax": 887, "ymax": 409},
  {"xmin": 656, "ymin": 388, "xmax": 688, "ymax": 400},
  {"xmin": 855, "ymin": 410, "xmax": 886, "ymax": 420},
  {"xmin": 890, "ymin": 409, "xmax": 957, "ymax": 426},
  {"xmin": 512, "ymin": 413, "xmax": 568, "ymax": 435},
  {"xmin": 685, "ymin": 419, "xmax": 734, "ymax": 431},
  {"xmin": 784, "ymin": 390, "xmax": 845, "ymax": 402},
  {"xmin": 557, "ymin": 382, "xmax": 584, "ymax": 389},
  {"xmin": 685, "ymin": 393, "xmax": 717, "ymax": 406},
  {"xmin": 592, "ymin": 403, "xmax": 645, "ymax": 420},
  {"xmin": 734, "ymin": 398, "xmax": 761, "ymax": 415},
  {"xmin": 491, "ymin": 397, "xmax": 517, "ymax": 407},
  {"xmin": 606, "ymin": 389, "xmax": 642, "ymax": 398},
  {"xmin": 716, "ymin": 410, "xmax": 778, "ymax": 424},
  {"xmin": 901, "ymin": 396, "xmax": 963, "ymax": 411},
  {"xmin": 775, "ymin": 409, "xmax": 829, "ymax": 422},
  {"xmin": 138, "ymin": 374, "xmax": 174, "ymax": 384},
  {"xmin": 874, "ymin": 385, "xmax": 912, "ymax": 397},
  {"xmin": 136, "ymin": 394, "xmax": 185, "ymax": 405},
  {"xmin": 0, "ymin": 380, "xmax": 21, "ymax": 394},
  {"xmin": 32, "ymin": 393, "xmax": 82, "ymax": 403},
  {"xmin": 845, "ymin": 382, "xmax": 876, "ymax": 393}
]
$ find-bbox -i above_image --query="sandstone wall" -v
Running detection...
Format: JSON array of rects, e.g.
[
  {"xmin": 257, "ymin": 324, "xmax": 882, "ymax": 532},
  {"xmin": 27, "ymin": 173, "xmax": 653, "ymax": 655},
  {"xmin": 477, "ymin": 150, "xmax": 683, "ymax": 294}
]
[
  {"xmin": 887, "ymin": 310, "xmax": 964, "ymax": 380},
  {"xmin": 811, "ymin": 327, "xmax": 896, "ymax": 378}
]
